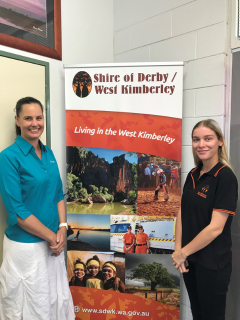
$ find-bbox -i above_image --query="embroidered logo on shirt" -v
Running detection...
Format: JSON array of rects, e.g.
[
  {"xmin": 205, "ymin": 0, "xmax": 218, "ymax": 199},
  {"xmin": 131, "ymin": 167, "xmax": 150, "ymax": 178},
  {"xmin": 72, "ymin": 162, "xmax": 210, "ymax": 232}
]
[
  {"xmin": 50, "ymin": 160, "xmax": 55, "ymax": 163},
  {"xmin": 197, "ymin": 185, "xmax": 209, "ymax": 198},
  {"xmin": 197, "ymin": 192, "xmax": 207, "ymax": 199},
  {"xmin": 201, "ymin": 185, "xmax": 209, "ymax": 193}
]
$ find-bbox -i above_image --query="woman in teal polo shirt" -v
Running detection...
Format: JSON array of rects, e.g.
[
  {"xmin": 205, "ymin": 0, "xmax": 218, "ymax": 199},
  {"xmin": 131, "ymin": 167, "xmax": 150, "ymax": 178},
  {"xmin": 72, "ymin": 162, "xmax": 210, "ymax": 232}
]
[
  {"xmin": 0, "ymin": 97, "xmax": 75, "ymax": 320},
  {"xmin": 172, "ymin": 119, "xmax": 238, "ymax": 320}
]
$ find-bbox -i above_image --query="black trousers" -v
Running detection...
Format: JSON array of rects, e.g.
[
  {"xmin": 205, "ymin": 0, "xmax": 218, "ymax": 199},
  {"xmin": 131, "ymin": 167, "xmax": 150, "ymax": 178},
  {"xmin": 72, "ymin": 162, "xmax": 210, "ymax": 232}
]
[
  {"xmin": 145, "ymin": 175, "xmax": 150, "ymax": 187},
  {"xmin": 183, "ymin": 260, "xmax": 232, "ymax": 320}
]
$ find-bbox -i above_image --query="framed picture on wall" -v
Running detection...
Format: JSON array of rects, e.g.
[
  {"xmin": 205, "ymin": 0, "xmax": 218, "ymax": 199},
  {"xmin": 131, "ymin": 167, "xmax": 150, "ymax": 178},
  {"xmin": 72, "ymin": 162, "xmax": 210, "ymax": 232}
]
[{"xmin": 0, "ymin": 0, "xmax": 61, "ymax": 60}]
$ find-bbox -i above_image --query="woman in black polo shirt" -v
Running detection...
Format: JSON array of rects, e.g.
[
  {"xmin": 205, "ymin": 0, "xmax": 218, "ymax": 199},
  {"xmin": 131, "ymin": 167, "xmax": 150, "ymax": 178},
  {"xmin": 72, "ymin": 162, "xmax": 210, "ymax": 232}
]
[{"xmin": 172, "ymin": 119, "xmax": 238, "ymax": 320}]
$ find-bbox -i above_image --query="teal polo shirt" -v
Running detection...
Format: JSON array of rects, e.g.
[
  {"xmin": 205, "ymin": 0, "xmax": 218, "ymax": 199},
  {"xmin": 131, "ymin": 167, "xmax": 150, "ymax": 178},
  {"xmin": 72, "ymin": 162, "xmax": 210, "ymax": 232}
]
[{"xmin": 0, "ymin": 135, "xmax": 64, "ymax": 243}]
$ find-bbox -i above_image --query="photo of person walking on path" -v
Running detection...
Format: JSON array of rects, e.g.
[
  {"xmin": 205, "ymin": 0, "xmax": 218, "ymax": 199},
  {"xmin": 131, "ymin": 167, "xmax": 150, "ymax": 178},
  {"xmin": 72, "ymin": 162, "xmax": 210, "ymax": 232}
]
[
  {"xmin": 154, "ymin": 169, "xmax": 169, "ymax": 201},
  {"xmin": 137, "ymin": 154, "xmax": 181, "ymax": 216}
]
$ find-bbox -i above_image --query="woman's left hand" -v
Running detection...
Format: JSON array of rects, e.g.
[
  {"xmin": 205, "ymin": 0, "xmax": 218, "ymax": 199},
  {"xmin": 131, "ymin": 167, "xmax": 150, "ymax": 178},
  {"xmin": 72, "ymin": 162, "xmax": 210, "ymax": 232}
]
[
  {"xmin": 50, "ymin": 227, "xmax": 66, "ymax": 256},
  {"xmin": 172, "ymin": 250, "xmax": 187, "ymax": 268}
]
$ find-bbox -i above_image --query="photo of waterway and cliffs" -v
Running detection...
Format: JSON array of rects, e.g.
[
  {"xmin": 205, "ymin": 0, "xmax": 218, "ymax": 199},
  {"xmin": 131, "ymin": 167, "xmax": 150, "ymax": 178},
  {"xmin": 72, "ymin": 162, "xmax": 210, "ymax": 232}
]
[
  {"xmin": 66, "ymin": 147, "xmax": 138, "ymax": 215},
  {"xmin": 67, "ymin": 214, "xmax": 110, "ymax": 252}
]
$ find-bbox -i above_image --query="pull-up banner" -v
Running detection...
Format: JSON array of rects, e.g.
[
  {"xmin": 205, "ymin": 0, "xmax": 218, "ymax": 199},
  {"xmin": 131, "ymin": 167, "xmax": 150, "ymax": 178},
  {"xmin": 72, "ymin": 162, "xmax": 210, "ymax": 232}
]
[{"xmin": 64, "ymin": 63, "xmax": 183, "ymax": 320}]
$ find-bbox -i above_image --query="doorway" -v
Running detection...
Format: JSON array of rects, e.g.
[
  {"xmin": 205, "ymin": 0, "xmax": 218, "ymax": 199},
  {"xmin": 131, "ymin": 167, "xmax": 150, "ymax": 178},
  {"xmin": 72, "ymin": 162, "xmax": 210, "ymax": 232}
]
[{"xmin": 0, "ymin": 51, "xmax": 50, "ymax": 263}]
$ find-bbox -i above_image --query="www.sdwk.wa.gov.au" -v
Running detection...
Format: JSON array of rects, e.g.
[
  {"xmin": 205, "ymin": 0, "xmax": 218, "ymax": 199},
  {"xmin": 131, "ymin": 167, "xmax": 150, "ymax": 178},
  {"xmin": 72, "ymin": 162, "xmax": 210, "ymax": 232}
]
[{"xmin": 74, "ymin": 306, "xmax": 150, "ymax": 317}]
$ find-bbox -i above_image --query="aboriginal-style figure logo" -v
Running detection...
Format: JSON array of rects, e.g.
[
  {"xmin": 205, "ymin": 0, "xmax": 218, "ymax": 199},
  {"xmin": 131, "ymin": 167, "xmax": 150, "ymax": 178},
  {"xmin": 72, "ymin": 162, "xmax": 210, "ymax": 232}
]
[
  {"xmin": 201, "ymin": 185, "xmax": 209, "ymax": 193},
  {"xmin": 73, "ymin": 71, "xmax": 92, "ymax": 98}
]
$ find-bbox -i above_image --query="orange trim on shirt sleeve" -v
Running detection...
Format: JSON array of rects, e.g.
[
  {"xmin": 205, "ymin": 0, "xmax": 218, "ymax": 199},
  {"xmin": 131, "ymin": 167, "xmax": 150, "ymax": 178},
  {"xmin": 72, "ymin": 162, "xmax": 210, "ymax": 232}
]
[
  {"xmin": 191, "ymin": 167, "xmax": 198, "ymax": 173},
  {"xmin": 213, "ymin": 208, "xmax": 235, "ymax": 216},
  {"xmin": 214, "ymin": 165, "xmax": 226, "ymax": 177},
  {"xmin": 191, "ymin": 173, "xmax": 195, "ymax": 189}
]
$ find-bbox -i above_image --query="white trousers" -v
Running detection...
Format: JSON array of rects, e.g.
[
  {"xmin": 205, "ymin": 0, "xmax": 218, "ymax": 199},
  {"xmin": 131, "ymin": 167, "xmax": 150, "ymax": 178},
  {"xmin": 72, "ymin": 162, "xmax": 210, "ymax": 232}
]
[{"xmin": 0, "ymin": 235, "xmax": 75, "ymax": 320}]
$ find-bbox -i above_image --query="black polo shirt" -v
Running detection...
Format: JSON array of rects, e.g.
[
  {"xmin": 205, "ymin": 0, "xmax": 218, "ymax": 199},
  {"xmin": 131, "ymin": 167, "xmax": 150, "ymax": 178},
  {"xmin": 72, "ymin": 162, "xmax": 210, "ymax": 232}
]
[{"xmin": 181, "ymin": 162, "xmax": 238, "ymax": 270}]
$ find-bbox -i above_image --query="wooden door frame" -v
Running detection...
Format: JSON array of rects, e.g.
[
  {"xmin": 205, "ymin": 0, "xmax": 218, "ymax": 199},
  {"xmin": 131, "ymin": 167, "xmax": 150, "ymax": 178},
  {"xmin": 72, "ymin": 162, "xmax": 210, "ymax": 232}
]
[{"xmin": 0, "ymin": 51, "xmax": 51, "ymax": 147}]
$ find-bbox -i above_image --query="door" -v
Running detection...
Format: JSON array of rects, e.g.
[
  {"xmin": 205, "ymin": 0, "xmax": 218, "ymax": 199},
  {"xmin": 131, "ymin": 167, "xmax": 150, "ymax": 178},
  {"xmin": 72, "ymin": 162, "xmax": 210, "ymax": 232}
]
[{"xmin": 0, "ymin": 52, "xmax": 49, "ymax": 264}]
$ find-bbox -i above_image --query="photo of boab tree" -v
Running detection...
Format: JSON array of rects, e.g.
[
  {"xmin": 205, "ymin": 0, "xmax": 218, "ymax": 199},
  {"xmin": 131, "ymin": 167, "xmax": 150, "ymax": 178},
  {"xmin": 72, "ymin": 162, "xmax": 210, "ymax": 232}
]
[
  {"xmin": 138, "ymin": 153, "xmax": 181, "ymax": 216},
  {"xmin": 67, "ymin": 147, "xmax": 138, "ymax": 215},
  {"xmin": 72, "ymin": 71, "xmax": 92, "ymax": 98},
  {"xmin": 0, "ymin": 0, "xmax": 47, "ymax": 37},
  {"xmin": 125, "ymin": 254, "xmax": 180, "ymax": 308}
]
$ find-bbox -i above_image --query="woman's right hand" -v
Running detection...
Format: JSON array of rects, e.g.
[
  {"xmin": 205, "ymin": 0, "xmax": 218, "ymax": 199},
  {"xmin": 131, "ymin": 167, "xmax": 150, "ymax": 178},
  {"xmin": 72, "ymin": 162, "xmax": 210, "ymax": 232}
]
[
  {"xmin": 177, "ymin": 260, "xmax": 189, "ymax": 273},
  {"xmin": 49, "ymin": 233, "xmax": 62, "ymax": 256}
]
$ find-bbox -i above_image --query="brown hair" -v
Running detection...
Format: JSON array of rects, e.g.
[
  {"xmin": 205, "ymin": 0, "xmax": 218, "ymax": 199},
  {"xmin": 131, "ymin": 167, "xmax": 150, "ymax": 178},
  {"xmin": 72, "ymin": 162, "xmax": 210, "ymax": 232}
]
[
  {"xmin": 191, "ymin": 119, "xmax": 233, "ymax": 170},
  {"xmin": 15, "ymin": 97, "xmax": 43, "ymax": 136}
]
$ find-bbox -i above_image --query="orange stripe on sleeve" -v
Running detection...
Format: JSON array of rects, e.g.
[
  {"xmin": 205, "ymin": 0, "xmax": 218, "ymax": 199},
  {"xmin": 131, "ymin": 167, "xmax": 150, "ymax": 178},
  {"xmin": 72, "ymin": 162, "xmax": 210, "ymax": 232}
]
[
  {"xmin": 213, "ymin": 208, "xmax": 235, "ymax": 216},
  {"xmin": 191, "ymin": 173, "xmax": 195, "ymax": 189},
  {"xmin": 214, "ymin": 165, "xmax": 226, "ymax": 177},
  {"xmin": 191, "ymin": 167, "xmax": 198, "ymax": 173}
]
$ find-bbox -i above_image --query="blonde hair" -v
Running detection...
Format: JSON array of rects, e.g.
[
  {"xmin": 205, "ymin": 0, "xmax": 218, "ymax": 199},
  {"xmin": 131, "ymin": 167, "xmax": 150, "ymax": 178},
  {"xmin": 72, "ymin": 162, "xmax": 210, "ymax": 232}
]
[{"xmin": 191, "ymin": 119, "xmax": 233, "ymax": 170}]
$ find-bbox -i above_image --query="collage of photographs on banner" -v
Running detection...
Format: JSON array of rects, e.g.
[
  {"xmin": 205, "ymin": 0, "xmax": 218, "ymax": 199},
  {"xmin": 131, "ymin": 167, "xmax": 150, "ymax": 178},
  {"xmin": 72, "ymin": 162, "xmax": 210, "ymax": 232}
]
[{"xmin": 65, "ymin": 64, "xmax": 183, "ymax": 319}]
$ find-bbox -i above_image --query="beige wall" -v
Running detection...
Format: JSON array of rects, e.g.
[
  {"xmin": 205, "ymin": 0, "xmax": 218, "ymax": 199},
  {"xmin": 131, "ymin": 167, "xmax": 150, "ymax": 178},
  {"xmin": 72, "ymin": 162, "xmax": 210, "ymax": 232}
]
[{"xmin": 0, "ymin": 57, "xmax": 46, "ymax": 147}]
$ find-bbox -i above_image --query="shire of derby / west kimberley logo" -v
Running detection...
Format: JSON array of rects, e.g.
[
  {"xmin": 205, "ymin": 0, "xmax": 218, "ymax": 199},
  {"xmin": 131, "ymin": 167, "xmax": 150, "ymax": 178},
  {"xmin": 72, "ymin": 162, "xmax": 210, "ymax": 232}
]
[
  {"xmin": 197, "ymin": 185, "xmax": 209, "ymax": 199},
  {"xmin": 72, "ymin": 71, "xmax": 92, "ymax": 98}
]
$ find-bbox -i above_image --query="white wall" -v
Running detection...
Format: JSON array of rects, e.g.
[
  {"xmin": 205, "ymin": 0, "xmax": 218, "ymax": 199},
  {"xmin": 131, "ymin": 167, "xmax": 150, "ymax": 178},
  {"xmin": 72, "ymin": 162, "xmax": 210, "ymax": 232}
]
[
  {"xmin": 114, "ymin": 0, "xmax": 230, "ymax": 179},
  {"xmin": 113, "ymin": 0, "xmax": 230, "ymax": 319},
  {"xmin": 0, "ymin": 0, "xmax": 113, "ymax": 194}
]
